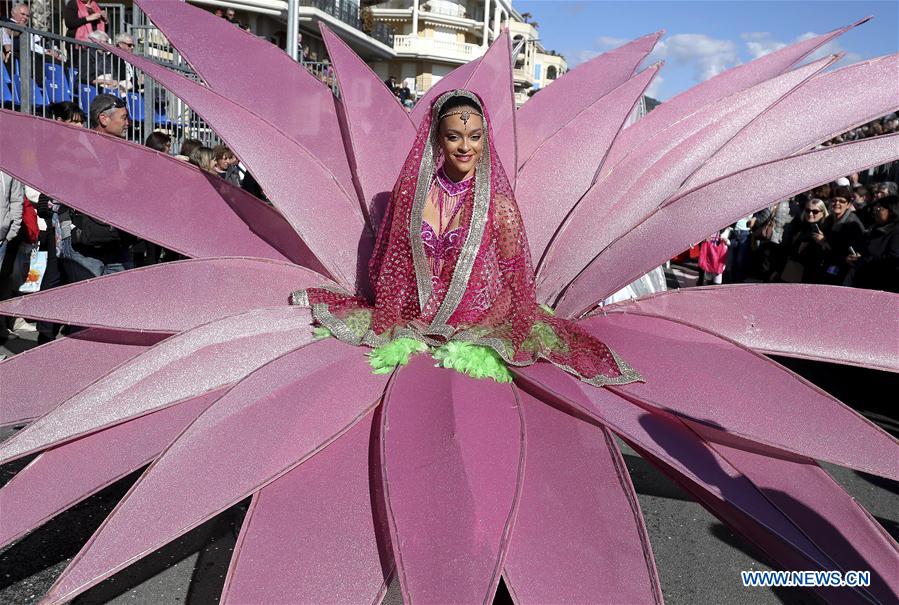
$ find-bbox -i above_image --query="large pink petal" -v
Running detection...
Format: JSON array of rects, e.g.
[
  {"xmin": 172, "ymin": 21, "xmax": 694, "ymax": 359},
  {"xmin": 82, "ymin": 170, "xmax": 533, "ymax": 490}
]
[
  {"xmin": 0, "ymin": 389, "xmax": 223, "ymax": 548},
  {"xmin": 604, "ymin": 284, "xmax": 899, "ymax": 372},
  {"xmin": 0, "ymin": 306, "xmax": 314, "ymax": 464},
  {"xmin": 104, "ymin": 46, "xmax": 366, "ymax": 289},
  {"xmin": 135, "ymin": 0, "xmax": 355, "ymax": 197},
  {"xmin": 519, "ymin": 65, "xmax": 659, "ymax": 263},
  {"xmin": 557, "ymin": 133, "xmax": 899, "ymax": 313},
  {"xmin": 0, "ymin": 258, "xmax": 326, "ymax": 333},
  {"xmin": 502, "ymin": 388, "xmax": 662, "ymax": 604},
  {"xmin": 41, "ymin": 338, "xmax": 385, "ymax": 605},
  {"xmin": 0, "ymin": 329, "xmax": 163, "ymax": 427},
  {"xmin": 454, "ymin": 30, "xmax": 517, "ymax": 187},
  {"xmin": 515, "ymin": 31, "xmax": 662, "ymax": 170},
  {"xmin": 537, "ymin": 55, "xmax": 834, "ymax": 302},
  {"xmin": 710, "ymin": 441, "xmax": 899, "ymax": 603},
  {"xmin": 685, "ymin": 53, "xmax": 899, "ymax": 190},
  {"xmin": 598, "ymin": 18, "xmax": 869, "ymax": 179},
  {"xmin": 411, "ymin": 59, "xmax": 481, "ymax": 127},
  {"xmin": 381, "ymin": 356, "xmax": 524, "ymax": 604},
  {"xmin": 513, "ymin": 364, "xmax": 879, "ymax": 605},
  {"xmin": 321, "ymin": 23, "xmax": 415, "ymax": 226},
  {"xmin": 222, "ymin": 411, "xmax": 391, "ymax": 605},
  {"xmin": 581, "ymin": 314, "xmax": 899, "ymax": 480},
  {"xmin": 0, "ymin": 111, "xmax": 316, "ymax": 267}
]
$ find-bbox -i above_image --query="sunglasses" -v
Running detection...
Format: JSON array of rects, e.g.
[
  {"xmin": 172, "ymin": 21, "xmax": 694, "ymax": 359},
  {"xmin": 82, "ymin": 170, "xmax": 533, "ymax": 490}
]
[
  {"xmin": 805, "ymin": 209, "xmax": 823, "ymax": 215},
  {"xmin": 120, "ymin": 42, "xmax": 134, "ymax": 48},
  {"xmin": 95, "ymin": 96, "xmax": 127, "ymax": 114}
]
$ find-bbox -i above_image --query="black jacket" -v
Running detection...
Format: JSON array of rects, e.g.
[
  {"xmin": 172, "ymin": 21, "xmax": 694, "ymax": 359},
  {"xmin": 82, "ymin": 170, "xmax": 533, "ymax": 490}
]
[{"xmin": 854, "ymin": 222, "xmax": 899, "ymax": 292}]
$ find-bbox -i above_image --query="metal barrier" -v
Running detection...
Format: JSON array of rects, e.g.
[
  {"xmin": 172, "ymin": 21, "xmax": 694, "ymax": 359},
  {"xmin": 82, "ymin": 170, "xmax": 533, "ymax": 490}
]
[{"xmin": 1, "ymin": 20, "xmax": 222, "ymax": 150}]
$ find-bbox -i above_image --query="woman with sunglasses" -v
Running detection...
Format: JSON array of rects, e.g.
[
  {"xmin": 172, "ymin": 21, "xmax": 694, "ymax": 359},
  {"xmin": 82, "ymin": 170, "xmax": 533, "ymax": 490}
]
[
  {"xmin": 819, "ymin": 196, "xmax": 865, "ymax": 285},
  {"xmin": 778, "ymin": 198, "xmax": 829, "ymax": 283}
]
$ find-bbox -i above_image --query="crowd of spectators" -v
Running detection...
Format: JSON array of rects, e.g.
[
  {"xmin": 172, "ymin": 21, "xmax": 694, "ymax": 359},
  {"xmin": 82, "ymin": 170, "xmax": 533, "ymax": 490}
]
[
  {"xmin": 694, "ymin": 114, "xmax": 899, "ymax": 293},
  {"xmin": 0, "ymin": 94, "xmax": 249, "ymax": 346}
]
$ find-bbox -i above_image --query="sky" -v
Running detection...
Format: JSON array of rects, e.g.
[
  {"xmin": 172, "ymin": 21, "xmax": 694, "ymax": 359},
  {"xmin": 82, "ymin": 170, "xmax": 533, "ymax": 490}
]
[{"xmin": 514, "ymin": 1, "xmax": 899, "ymax": 100}]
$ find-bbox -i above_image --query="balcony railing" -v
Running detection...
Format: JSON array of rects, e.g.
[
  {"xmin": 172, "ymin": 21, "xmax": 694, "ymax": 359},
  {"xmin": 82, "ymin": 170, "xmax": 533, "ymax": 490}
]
[
  {"xmin": 299, "ymin": 0, "xmax": 395, "ymax": 47},
  {"xmin": 368, "ymin": 0, "xmax": 484, "ymax": 22},
  {"xmin": 393, "ymin": 34, "xmax": 481, "ymax": 62}
]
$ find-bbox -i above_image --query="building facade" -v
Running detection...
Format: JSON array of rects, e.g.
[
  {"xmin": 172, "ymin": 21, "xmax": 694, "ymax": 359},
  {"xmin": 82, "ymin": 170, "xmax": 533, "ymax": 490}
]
[{"xmin": 364, "ymin": 0, "xmax": 565, "ymax": 105}]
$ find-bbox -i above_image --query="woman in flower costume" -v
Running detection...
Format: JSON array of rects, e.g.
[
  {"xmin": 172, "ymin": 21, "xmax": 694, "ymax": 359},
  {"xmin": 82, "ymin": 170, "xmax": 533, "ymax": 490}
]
[{"xmin": 293, "ymin": 89, "xmax": 642, "ymax": 387}]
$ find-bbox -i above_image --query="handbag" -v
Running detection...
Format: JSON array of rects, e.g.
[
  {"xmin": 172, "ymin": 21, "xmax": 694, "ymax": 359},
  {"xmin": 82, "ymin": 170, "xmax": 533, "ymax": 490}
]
[
  {"xmin": 19, "ymin": 247, "xmax": 48, "ymax": 293},
  {"xmin": 698, "ymin": 236, "xmax": 729, "ymax": 274},
  {"xmin": 780, "ymin": 259, "xmax": 805, "ymax": 283}
]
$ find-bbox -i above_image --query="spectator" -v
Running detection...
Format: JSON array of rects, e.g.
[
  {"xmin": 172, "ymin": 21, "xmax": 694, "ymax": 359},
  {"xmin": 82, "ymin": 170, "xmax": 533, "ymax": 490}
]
[
  {"xmin": 697, "ymin": 227, "xmax": 731, "ymax": 285},
  {"xmin": 2, "ymin": 4, "xmax": 63, "ymax": 84},
  {"xmin": 751, "ymin": 200, "xmax": 791, "ymax": 280},
  {"xmin": 224, "ymin": 9, "xmax": 241, "ymax": 27},
  {"xmin": 0, "ymin": 171, "xmax": 24, "ymax": 341},
  {"xmin": 779, "ymin": 198, "xmax": 828, "ymax": 283},
  {"xmin": 90, "ymin": 92, "xmax": 128, "ymax": 137},
  {"xmin": 819, "ymin": 196, "xmax": 865, "ymax": 284},
  {"xmin": 873, "ymin": 182, "xmax": 897, "ymax": 200},
  {"xmin": 189, "ymin": 146, "xmax": 217, "ymax": 174},
  {"xmin": 57, "ymin": 94, "xmax": 134, "ymax": 283},
  {"xmin": 384, "ymin": 75, "xmax": 397, "ymax": 94},
  {"xmin": 213, "ymin": 145, "xmax": 241, "ymax": 186},
  {"xmin": 112, "ymin": 33, "xmax": 139, "ymax": 94},
  {"xmin": 852, "ymin": 185, "xmax": 876, "ymax": 227},
  {"xmin": 399, "ymin": 81, "xmax": 413, "ymax": 108},
  {"xmin": 63, "ymin": 0, "xmax": 107, "ymax": 42},
  {"xmin": 725, "ymin": 214, "xmax": 754, "ymax": 282},
  {"xmin": 847, "ymin": 195, "xmax": 899, "ymax": 292},
  {"xmin": 214, "ymin": 9, "xmax": 224, "ymax": 18},
  {"xmin": 77, "ymin": 29, "xmax": 114, "ymax": 87},
  {"xmin": 144, "ymin": 131, "xmax": 172, "ymax": 154},
  {"xmin": 175, "ymin": 138, "xmax": 202, "ymax": 161}
]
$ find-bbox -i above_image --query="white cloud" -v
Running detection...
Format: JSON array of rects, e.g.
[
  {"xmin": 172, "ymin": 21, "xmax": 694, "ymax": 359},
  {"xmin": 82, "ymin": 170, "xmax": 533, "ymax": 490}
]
[
  {"xmin": 651, "ymin": 34, "xmax": 740, "ymax": 81},
  {"xmin": 741, "ymin": 32, "xmax": 787, "ymax": 59},
  {"xmin": 740, "ymin": 31, "xmax": 863, "ymax": 65},
  {"xmin": 645, "ymin": 73, "xmax": 664, "ymax": 99}
]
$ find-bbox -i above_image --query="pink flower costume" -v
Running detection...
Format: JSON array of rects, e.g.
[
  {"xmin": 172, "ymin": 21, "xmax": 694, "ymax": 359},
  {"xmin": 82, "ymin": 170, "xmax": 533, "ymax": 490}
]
[{"xmin": 292, "ymin": 89, "xmax": 641, "ymax": 386}]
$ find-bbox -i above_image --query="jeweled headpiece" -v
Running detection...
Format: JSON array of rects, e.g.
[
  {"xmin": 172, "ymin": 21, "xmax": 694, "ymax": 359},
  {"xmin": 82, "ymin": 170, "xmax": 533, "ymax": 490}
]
[{"xmin": 438, "ymin": 108, "xmax": 484, "ymax": 127}]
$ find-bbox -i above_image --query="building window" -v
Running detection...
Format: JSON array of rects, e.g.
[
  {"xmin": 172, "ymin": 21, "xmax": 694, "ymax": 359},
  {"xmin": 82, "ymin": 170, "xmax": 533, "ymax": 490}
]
[
  {"xmin": 535, "ymin": 64, "xmax": 542, "ymax": 80},
  {"xmin": 546, "ymin": 65, "xmax": 558, "ymax": 80}
]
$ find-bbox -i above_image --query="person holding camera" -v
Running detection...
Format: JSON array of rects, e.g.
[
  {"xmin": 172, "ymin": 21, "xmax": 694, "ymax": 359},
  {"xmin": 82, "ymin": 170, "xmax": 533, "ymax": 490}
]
[{"xmin": 778, "ymin": 198, "xmax": 829, "ymax": 283}]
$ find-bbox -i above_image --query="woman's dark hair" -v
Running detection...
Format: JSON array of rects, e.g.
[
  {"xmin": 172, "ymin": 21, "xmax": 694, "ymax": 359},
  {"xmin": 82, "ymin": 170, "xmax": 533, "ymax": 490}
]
[
  {"xmin": 437, "ymin": 95, "xmax": 483, "ymax": 122},
  {"xmin": 49, "ymin": 101, "xmax": 85, "ymax": 123},
  {"xmin": 144, "ymin": 131, "xmax": 172, "ymax": 152},
  {"xmin": 178, "ymin": 138, "xmax": 203, "ymax": 158},
  {"xmin": 876, "ymin": 195, "xmax": 899, "ymax": 223}
]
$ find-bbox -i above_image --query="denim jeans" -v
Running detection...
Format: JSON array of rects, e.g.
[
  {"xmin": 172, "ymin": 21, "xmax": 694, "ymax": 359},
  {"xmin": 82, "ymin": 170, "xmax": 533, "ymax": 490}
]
[{"xmin": 58, "ymin": 237, "xmax": 132, "ymax": 282}]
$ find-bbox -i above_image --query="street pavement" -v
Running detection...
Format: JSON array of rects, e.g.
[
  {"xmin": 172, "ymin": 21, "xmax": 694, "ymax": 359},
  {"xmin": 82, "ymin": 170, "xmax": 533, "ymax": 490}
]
[{"xmin": 1, "ymin": 286, "xmax": 896, "ymax": 605}]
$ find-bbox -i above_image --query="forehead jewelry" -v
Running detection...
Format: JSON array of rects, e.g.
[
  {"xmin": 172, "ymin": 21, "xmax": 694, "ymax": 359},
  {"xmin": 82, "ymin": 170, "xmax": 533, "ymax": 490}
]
[{"xmin": 438, "ymin": 109, "xmax": 483, "ymax": 128}]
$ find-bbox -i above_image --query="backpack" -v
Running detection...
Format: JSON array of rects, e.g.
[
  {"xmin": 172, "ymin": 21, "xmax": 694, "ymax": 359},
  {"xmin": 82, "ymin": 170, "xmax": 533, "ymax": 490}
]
[{"xmin": 71, "ymin": 211, "xmax": 124, "ymax": 247}]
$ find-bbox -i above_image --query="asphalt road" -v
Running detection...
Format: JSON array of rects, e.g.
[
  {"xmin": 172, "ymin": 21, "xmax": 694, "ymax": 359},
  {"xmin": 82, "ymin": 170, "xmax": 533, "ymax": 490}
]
[{"xmin": 1, "ymin": 325, "xmax": 896, "ymax": 605}]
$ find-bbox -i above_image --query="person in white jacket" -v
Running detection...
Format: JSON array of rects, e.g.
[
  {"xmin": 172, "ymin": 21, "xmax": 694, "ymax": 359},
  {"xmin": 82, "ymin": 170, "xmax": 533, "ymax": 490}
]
[{"xmin": 0, "ymin": 170, "xmax": 24, "ymax": 267}]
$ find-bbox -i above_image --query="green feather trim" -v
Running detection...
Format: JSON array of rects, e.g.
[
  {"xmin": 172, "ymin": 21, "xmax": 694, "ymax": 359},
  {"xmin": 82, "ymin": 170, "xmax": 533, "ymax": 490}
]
[
  {"xmin": 368, "ymin": 338, "xmax": 428, "ymax": 374},
  {"xmin": 432, "ymin": 341, "xmax": 514, "ymax": 383},
  {"xmin": 312, "ymin": 326, "xmax": 333, "ymax": 340}
]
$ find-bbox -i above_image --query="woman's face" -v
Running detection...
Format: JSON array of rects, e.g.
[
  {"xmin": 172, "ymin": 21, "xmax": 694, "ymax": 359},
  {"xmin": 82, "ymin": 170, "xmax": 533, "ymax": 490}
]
[
  {"xmin": 831, "ymin": 197, "xmax": 851, "ymax": 218},
  {"xmin": 871, "ymin": 203, "xmax": 890, "ymax": 226},
  {"xmin": 438, "ymin": 107, "xmax": 484, "ymax": 181},
  {"xmin": 804, "ymin": 204, "xmax": 824, "ymax": 223}
]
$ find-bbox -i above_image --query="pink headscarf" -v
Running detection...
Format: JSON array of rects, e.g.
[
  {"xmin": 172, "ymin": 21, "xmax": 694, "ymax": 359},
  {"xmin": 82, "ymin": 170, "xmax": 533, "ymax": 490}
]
[
  {"xmin": 73, "ymin": 0, "xmax": 105, "ymax": 42},
  {"xmin": 294, "ymin": 89, "xmax": 641, "ymax": 386}
]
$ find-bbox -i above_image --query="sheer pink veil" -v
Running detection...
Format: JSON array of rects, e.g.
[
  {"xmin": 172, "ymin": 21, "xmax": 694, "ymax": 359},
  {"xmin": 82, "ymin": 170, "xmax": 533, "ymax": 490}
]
[{"xmin": 294, "ymin": 89, "xmax": 642, "ymax": 386}]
